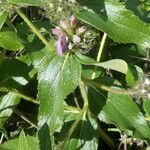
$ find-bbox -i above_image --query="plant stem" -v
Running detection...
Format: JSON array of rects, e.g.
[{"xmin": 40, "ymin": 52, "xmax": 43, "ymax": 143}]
[
  {"xmin": 15, "ymin": 9, "xmax": 52, "ymax": 51},
  {"xmin": 91, "ymin": 33, "xmax": 107, "ymax": 79},
  {"xmin": 98, "ymin": 126, "xmax": 116, "ymax": 150},
  {"xmin": 11, "ymin": 90, "xmax": 39, "ymax": 105},
  {"xmin": 14, "ymin": 110, "xmax": 38, "ymax": 129},
  {"xmin": 61, "ymin": 107, "xmax": 87, "ymax": 149},
  {"xmin": 61, "ymin": 81, "xmax": 89, "ymax": 149},
  {"xmin": 79, "ymin": 80, "xmax": 89, "ymax": 107},
  {"xmin": 83, "ymin": 77, "xmax": 138, "ymax": 95}
]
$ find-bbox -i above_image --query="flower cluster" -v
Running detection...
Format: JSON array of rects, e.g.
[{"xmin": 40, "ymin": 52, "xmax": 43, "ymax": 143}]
[
  {"xmin": 52, "ymin": 16, "xmax": 98, "ymax": 56},
  {"xmin": 138, "ymin": 74, "xmax": 150, "ymax": 99},
  {"xmin": 0, "ymin": 0, "xmax": 12, "ymax": 12},
  {"xmin": 41, "ymin": 0, "xmax": 79, "ymax": 23}
]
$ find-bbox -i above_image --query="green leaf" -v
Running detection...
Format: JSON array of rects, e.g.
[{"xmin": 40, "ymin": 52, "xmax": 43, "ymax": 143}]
[
  {"xmin": 0, "ymin": 29, "xmax": 24, "ymax": 51},
  {"xmin": 0, "ymin": 92, "xmax": 20, "ymax": 129},
  {"xmin": 0, "ymin": 136, "xmax": 40, "ymax": 150},
  {"xmin": 99, "ymin": 93, "xmax": 150, "ymax": 139},
  {"xmin": 18, "ymin": 131, "xmax": 30, "ymax": 150},
  {"xmin": 38, "ymin": 123, "xmax": 52, "ymax": 150},
  {"xmin": 38, "ymin": 54, "xmax": 81, "ymax": 132},
  {"xmin": 0, "ymin": 59, "xmax": 31, "ymax": 89},
  {"xmin": 76, "ymin": 0, "xmax": 150, "ymax": 47},
  {"xmin": 0, "ymin": 11, "xmax": 8, "ymax": 29},
  {"xmin": 143, "ymin": 99, "xmax": 150, "ymax": 117},
  {"xmin": 8, "ymin": 0, "xmax": 41, "ymax": 6},
  {"xmin": 59, "ymin": 115, "xmax": 98, "ymax": 150},
  {"xmin": 126, "ymin": 65, "xmax": 143, "ymax": 86}
]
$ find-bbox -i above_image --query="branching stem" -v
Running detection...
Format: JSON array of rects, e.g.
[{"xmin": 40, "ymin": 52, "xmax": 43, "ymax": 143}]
[{"xmin": 15, "ymin": 9, "xmax": 52, "ymax": 51}]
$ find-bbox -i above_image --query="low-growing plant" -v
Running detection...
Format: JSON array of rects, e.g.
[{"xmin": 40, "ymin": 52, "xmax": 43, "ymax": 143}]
[{"xmin": 0, "ymin": 0, "xmax": 150, "ymax": 149}]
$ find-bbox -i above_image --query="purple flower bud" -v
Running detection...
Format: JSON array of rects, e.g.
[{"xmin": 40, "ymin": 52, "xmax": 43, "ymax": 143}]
[
  {"xmin": 70, "ymin": 15, "xmax": 78, "ymax": 27},
  {"xmin": 57, "ymin": 35, "xmax": 69, "ymax": 56},
  {"xmin": 52, "ymin": 27, "xmax": 64, "ymax": 37}
]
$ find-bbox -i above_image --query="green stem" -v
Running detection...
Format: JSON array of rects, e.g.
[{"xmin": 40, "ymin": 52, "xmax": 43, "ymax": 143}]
[
  {"xmin": 89, "ymin": 112, "xmax": 116, "ymax": 149},
  {"xmin": 11, "ymin": 90, "xmax": 39, "ymax": 105},
  {"xmin": 61, "ymin": 107, "xmax": 87, "ymax": 149},
  {"xmin": 14, "ymin": 110, "xmax": 38, "ymax": 129},
  {"xmin": 83, "ymin": 77, "xmax": 137, "ymax": 95},
  {"xmin": 61, "ymin": 81, "xmax": 89, "ymax": 149},
  {"xmin": 79, "ymin": 80, "xmax": 89, "ymax": 107},
  {"xmin": 98, "ymin": 125, "xmax": 116, "ymax": 149},
  {"xmin": 15, "ymin": 9, "xmax": 52, "ymax": 51},
  {"xmin": 91, "ymin": 33, "xmax": 107, "ymax": 79}
]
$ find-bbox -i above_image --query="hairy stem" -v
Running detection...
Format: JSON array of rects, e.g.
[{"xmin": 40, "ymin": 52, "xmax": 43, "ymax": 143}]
[
  {"xmin": 15, "ymin": 9, "xmax": 52, "ymax": 51},
  {"xmin": 11, "ymin": 90, "xmax": 39, "ymax": 105},
  {"xmin": 83, "ymin": 77, "xmax": 137, "ymax": 95}
]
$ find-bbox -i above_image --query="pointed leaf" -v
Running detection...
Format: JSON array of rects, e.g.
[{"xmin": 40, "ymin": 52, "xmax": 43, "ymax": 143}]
[
  {"xmin": 18, "ymin": 131, "xmax": 30, "ymax": 150},
  {"xmin": 0, "ymin": 11, "xmax": 8, "ymax": 29},
  {"xmin": 38, "ymin": 54, "xmax": 81, "ymax": 132},
  {"xmin": 76, "ymin": 0, "xmax": 150, "ymax": 47},
  {"xmin": 0, "ymin": 136, "xmax": 40, "ymax": 150},
  {"xmin": 99, "ymin": 93, "xmax": 150, "ymax": 139}
]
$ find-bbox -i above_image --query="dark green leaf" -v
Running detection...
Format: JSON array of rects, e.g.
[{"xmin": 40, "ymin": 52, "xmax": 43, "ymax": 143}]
[
  {"xmin": 38, "ymin": 123, "xmax": 52, "ymax": 150},
  {"xmin": 99, "ymin": 93, "xmax": 150, "ymax": 139},
  {"xmin": 76, "ymin": 0, "xmax": 150, "ymax": 47},
  {"xmin": 59, "ymin": 115, "xmax": 98, "ymax": 150}
]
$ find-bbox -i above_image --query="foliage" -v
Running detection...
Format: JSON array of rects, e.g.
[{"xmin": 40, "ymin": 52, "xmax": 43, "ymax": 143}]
[{"xmin": 0, "ymin": 0, "xmax": 150, "ymax": 149}]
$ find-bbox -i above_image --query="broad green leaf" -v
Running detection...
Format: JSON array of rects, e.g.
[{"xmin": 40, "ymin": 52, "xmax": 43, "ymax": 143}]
[
  {"xmin": 18, "ymin": 131, "xmax": 30, "ymax": 150},
  {"xmin": 0, "ymin": 11, "xmax": 8, "ymax": 29},
  {"xmin": 0, "ymin": 136, "xmax": 40, "ymax": 150},
  {"xmin": 99, "ymin": 93, "xmax": 150, "ymax": 139},
  {"xmin": 59, "ymin": 115, "xmax": 98, "ymax": 150},
  {"xmin": 0, "ymin": 29, "xmax": 24, "ymax": 51},
  {"xmin": 76, "ymin": 0, "xmax": 150, "ymax": 47},
  {"xmin": 38, "ymin": 54, "xmax": 81, "ymax": 132},
  {"xmin": 75, "ymin": 53, "xmax": 143, "ymax": 84},
  {"xmin": 38, "ymin": 123, "xmax": 52, "ymax": 150},
  {"xmin": 8, "ymin": 0, "xmax": 41, "ymax": 6},
  {"xmin": 0, "ymin": 92, "xmax": 20, "ymax": 129}
]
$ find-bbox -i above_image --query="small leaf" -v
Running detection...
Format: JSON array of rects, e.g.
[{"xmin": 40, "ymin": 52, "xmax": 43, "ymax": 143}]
[
  {"xmin": 143, "ymin": 99, "xmax": 150, "ymax": 117},
  {"xmin": 18, "ymin": 131, "xmax": 30, "ymax": 150},
  {"xmin": 0, "ymin": 136, "xmax": 40, "ymax": 150},
  {"xmin": 0, "ymin": 11, "xmax": 8, "ymax": 29},
  {"xmin": 0, "ymin": 92, "xmax": 20, "ymax": 129},
  {"xmin": 0, "ymin": 29, "xmax": 24, "ymax": 51}
]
